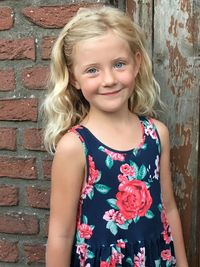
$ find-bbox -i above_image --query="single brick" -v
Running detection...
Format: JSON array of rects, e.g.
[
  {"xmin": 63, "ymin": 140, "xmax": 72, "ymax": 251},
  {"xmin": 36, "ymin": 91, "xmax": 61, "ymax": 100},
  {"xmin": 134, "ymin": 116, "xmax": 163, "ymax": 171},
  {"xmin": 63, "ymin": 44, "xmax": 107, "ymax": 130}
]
[
  {"xmin": 0, "ymin": 127, "xmax": 16, "ymax": 150},
  {"xmin": 0, "ymin": 69, "xmax": 15, "ymax": 91},
  {"xmin": 0, "ymin": 157, "xmax": 37, "ymax": 179},
  {"xmin": 0, "ymin": 98, "xmax": 38, "ymax": 121},
  {"xmin": 0, "ymin": 240, "xmax": 18, "ymax": 263},
  {"xmin": 0, "ymin": 7, "xmax": 14, "ymax": 30},
  {"xmin": 27, "ymin": 187, "xmax": 50, "ymax": 209},
  {"xmin": 43, "ymin": 159, "xmax": 52, "ymax": 180},
  {"xmin": 0, "ymin": 186, "xmax": 19, "ymax": 206},
  {"xmin": 23, "ymin": 128, "xmax": 45, "ymax": 151},
  {"xmin": 24, "ymin": 244, "xmax": 45, "ymax": 264},
  {"xmin": 21, "ymin": 66, "xmax": 49, "ymax": 90},
  {"xmin": 22, "ymin": 3, "xmax": 100, "ymax": 28},
  {"xmin": 0, "ymin": 214, "xmax": 39, "ymax": 234},
  {"xmin": 0, "ymin": 38, "xmax": 35, "ymax": 60},
  {"xmin": 41, "ymin": 37, "xmax": 56, "ymax": 59}
]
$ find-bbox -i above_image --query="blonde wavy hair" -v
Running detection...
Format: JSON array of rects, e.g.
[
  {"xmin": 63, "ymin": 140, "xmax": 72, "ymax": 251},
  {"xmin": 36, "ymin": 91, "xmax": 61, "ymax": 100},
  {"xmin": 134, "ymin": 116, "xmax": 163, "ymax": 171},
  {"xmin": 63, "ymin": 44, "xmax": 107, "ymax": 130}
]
[{"xmin": 43, "ymin": 6, "xmax": 163, "ymax": 154}]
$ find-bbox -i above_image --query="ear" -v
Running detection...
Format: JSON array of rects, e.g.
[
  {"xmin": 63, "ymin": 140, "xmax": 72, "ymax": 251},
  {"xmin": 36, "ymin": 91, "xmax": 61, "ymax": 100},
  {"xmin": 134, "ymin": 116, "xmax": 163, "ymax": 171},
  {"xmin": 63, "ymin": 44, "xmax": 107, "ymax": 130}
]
[
  {"xmin": 133, "ymin": 51, "xmax": 142, "ymax": 77},
  {"xmin": 69, "ymin": 71, "xmax": 81, "ymax": 90}
]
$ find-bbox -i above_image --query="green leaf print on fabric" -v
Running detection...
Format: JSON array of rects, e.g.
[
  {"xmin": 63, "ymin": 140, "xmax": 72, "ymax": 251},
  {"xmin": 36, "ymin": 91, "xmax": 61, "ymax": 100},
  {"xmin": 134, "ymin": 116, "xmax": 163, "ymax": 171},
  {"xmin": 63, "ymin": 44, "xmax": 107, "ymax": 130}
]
[
  {"xmin": 88, "ymin": 188, "xmax": 94, "ymax": 200},
  {"xmin": 137, "ymin": 164, "xmax": 147, "ymax": 180},
  {"xmin": 105, "ymin": 155, "xmax": 114, "ymax": 169},
  {"xmin": 145, "ymin": 182, "xmax": 151, "ymax": 189},
  {"xmin": 83, "ymin": 142, "xmax": 88, "ymax": 156},
  {"xmin": 83, "ymin": 215, "xmax": 88, "ymax": 224},
  {"xmin": 133, "ymin": 143, "xmax": 147, "ymax": 157},
  {"xmin": 145, "ymin": 210, "xmax": 155, "ymax": 219},
  {"xmin": 98, "ymin": 146, "xmax": 105, "ymax": 152},
  {"xmin": 133, "ymin": 215, "xmax": 140, "ymax": 223},
  {"xmin": 107, "ymin": 198, "xmax": 119, "ymax": 210},
  {"xmin": 87, "ymin": 249, "xmax": 95, "ymax": 259},
  {"xmin": 106, "ymin": 221, "xmax": 118, "ymax": 235},
  {"xmin": 118, "ymin": 221, "xmax": 130, "ymax": 230},
  {"xmin": 141, "ymin": 143, "xmax": 147, "ymax": 150},
  {"xmin": 95, "ymin": 184, "xmax": 111, "ymax": 194},
  {"xmin": 133, "ymin": 149, "xmax": 138, "ymax": 157},
  {"xmin": 126, "ymin": 257, "xmax": 133, "ymax": 265},
  {"xmin": 166, "ymin": 262, "xmax": 171, "ymax": 267},
  {"xmin": 158, "ymin": 203, "xmax": 163, "ymax": 212},
  {"xmin": 155, "ymin": 259, "xmax": 161, "ymax": 267},
  {"xmin": 76, "ymin": 231, "xmax": 84, "ymax": 244},
  {"xmin": 95, "ymin": 172, "xmax": 102, "ymax": 183},
  {"xmin": 98, "ymin": 145, "xmax": 125, "ymax": 169}
]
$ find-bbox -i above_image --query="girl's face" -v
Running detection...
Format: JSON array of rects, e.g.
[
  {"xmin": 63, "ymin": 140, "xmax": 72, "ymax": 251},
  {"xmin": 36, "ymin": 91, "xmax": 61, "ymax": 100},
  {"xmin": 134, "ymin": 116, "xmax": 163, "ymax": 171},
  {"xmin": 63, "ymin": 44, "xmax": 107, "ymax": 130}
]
[{"xmin": 71, "ymin": 30, "xmax": 141, "ymax": 115}]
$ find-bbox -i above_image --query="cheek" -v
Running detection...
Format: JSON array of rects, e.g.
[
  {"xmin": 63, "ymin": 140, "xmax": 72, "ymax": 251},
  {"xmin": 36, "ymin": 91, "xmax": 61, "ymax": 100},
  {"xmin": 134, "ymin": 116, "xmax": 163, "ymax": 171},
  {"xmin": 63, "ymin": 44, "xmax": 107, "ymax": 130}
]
[
  {"xmin": 120, "ymin": 72, "xmax": 136, "ymax": 88},
  {"xmin": 80, "ymin": 79, "xmax": 99, "ymax": 93}
]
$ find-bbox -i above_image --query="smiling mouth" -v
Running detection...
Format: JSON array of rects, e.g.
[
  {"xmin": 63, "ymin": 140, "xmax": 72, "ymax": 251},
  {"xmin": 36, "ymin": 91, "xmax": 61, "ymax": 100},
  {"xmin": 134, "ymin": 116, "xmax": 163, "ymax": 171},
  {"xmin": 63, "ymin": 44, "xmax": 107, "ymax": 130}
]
[{"xmin": 100, "ymin": 89, "xmax": 121, "ymax": 96}]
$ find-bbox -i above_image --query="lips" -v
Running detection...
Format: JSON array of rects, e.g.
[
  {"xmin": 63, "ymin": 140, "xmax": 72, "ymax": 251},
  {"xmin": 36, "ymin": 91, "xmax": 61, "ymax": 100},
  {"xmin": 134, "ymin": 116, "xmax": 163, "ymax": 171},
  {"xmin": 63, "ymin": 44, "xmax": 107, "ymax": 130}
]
[{"xmin": 100, "ymin": 89, "xmax": 122, "ymax": 95}]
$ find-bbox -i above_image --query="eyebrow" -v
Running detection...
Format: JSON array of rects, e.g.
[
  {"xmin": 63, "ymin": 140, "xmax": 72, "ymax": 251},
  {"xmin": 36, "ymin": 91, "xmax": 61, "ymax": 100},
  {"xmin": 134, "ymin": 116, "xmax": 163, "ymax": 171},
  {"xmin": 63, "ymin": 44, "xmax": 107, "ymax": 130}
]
[{"xmin": 82, "ymin": 57, "xmax": 129, "ymax": 68}]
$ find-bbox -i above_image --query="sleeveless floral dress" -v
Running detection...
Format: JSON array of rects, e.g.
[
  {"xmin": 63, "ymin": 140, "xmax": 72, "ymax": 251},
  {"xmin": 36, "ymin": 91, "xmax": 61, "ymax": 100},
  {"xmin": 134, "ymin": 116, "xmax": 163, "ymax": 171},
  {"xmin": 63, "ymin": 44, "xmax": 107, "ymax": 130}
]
[{"xmin": 69, "ymin": 116, "xmax": 176, "ymax": 267}]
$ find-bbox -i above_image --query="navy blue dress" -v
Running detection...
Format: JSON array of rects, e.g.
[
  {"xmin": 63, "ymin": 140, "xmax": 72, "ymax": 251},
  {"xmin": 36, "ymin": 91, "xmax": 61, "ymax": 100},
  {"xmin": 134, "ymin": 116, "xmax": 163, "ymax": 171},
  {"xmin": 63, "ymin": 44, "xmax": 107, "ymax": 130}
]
[{"xmin": 69, "ymin": 116, "xmax": 176, "ymax": 267}]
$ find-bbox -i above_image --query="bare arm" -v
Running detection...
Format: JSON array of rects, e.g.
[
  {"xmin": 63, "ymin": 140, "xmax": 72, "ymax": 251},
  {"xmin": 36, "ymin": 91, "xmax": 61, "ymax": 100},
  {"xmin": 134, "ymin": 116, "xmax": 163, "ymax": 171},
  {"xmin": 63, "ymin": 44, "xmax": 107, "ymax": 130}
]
[
  {"xmin": 153, "ymin": 119, "xmax": 188, "ymax": 267},
  {"xmin": 46, "ymin": 133, "xmax": 85, "ymax": 267}
]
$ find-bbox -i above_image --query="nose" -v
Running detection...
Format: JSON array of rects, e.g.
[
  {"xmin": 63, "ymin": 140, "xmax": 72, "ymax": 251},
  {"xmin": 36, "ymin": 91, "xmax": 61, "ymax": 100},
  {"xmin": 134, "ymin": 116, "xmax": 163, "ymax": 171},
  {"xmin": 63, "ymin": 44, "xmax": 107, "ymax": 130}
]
[{"xmin": 102, "ymin": 69, "xmax": 117, "ymax": 87}]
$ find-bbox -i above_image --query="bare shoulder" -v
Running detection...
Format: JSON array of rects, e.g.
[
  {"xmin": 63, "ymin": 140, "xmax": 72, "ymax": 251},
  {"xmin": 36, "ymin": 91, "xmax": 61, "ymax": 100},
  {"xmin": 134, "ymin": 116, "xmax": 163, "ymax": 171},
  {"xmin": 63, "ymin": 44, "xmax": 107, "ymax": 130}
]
[
  {"xmin": 52, "ymin": 131, "xmax": 85, "ymax": 175},
  {"xmin": 151, "ymin": 118, "xmax": 170, "ymax": 148},
  {"xmin": 55, "ymin": 131, "xmax": 84, "ymax": 158}
]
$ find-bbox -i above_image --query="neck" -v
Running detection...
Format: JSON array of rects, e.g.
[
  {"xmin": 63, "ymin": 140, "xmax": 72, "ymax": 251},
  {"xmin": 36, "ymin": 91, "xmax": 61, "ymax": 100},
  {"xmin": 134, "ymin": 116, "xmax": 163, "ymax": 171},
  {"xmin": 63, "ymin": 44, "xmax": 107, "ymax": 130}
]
[{"xmin": 82, "ymin": 107, "xmax": 136, "ymax": 130}]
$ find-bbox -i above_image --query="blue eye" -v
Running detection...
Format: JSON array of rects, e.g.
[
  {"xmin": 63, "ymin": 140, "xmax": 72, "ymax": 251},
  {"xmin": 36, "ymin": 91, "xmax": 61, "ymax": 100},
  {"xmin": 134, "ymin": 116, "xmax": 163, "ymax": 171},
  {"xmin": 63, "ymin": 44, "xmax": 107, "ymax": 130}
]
[
  {"xmin": 115, "ymin": 62, "xmax": 125, "ymax": 69},
  {"xmin": 86, "ymin": 68, "xmax": 97, "ymax": 74}
]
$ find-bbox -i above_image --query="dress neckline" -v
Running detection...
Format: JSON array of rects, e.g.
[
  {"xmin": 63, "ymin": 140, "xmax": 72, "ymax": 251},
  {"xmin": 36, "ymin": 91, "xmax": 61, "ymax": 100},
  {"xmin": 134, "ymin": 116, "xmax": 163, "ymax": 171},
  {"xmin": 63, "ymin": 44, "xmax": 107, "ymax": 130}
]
[{"xmin": 79, "ymin": 116, "xmax": 146, "ymax": 154}]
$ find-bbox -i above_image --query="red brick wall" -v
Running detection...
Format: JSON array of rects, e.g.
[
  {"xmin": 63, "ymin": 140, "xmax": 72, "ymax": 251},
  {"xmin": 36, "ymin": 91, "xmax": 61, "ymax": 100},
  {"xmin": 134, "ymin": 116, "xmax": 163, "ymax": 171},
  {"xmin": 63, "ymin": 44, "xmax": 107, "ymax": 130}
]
[{"xmin": 0, "ymin": 1, "xmax": 122, "ymax": 266}]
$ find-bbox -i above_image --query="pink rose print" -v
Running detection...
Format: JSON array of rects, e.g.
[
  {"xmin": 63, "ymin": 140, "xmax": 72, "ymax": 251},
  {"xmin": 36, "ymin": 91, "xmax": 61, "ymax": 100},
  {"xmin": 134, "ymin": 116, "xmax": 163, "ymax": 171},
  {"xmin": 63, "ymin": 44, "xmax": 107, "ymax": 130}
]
[
  {"xmin": 117, "ymin": 239, "xmax": 126, "ymax": 248},
  {"xmin": 162, "ymin": 230, "xmax": 171, "ymax": 244},
  {"xmin": 88, "ymin": 155, "xmax": 99, "ymax": 184},
  {"xmin": 118, "ymin": 174, "xmax": 128, "ymax": 183},
  {"xmin": 115, "ymin": 211, "xmax": 126, "ymax": 225},
  {"xmin": 116, "ymin": 180, "xmax": 152, "ymax": 220},
  {"xmin": 79, "ymin": 224, "xmax": 93, "ymax": 239},
  {"xmin": 161, "ymin": 208, "xmax": 169, "ymax": 229},
  {"xmin": 103, "ymin": 209, "xmax": 126, "ymax": 225},
  {"xmin": 100, "ymin": 262, "xmax": 110, "ymax": 267},
  {"xmin": 120, "ymin": 164, "xmax": 135, "ymax": 176},
  {"xmin": 154, "ymin": 155, "xmax": 160, "ymax": 180},
  {"xmin": 161, "ymin": 249, "xmax": 172, "ymax": 261},
  {"xmin": 100, "ymin": 260, "xmax": 117, "ymax": 267},
  {"xmin": 81, "ymin": 155, "xmax": 100, "ymax": 198},
  {"xmin": 104, "ymin": 148, "xmax": 125, "ymax": 161},
  {"xmin": 134, "ymin": 247, "xmax": 145, "ymax": 267},
  {"xmin": 111, "ymin": 249, "xmax": 124, "ymax": 264},
  {"xmin": 161, "ymin": 208, "xmax": 172, "ymax": 244},
  {"xmin": 103, "ymin": 209, "xmax": 116, "ymax": 221},
  {"xmin": 76, "ymin": 244, "xmax": 87, "ymax": 265},
  {"xmin": 144, "ymin": 119, "xmax": 158, "ymax": 140},
  {"xmin": 82, "ymin": 184, "xmax": 93, "ymax": 198}
]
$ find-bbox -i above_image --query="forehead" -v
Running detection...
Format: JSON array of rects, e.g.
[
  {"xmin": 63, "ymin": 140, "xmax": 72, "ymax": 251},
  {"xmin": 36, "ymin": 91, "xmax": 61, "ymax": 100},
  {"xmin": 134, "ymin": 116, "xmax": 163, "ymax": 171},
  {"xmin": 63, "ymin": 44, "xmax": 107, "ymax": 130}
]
[{"xmin": 72, "ymin": 31, "xmax": 132, "ymax": 65}]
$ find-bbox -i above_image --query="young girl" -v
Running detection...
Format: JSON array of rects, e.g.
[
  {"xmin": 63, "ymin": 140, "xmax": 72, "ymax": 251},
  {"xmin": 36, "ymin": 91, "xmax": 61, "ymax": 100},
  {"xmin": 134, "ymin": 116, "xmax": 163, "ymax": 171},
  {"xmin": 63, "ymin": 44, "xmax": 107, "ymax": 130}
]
[{"xmin": 43, "ymin": 6, "xmax": 188, "ymax": 267}]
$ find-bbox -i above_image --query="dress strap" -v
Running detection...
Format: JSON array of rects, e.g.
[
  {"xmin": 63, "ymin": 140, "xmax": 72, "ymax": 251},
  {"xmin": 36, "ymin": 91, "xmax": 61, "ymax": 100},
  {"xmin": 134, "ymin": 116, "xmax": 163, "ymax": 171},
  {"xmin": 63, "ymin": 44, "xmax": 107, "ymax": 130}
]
[
  {"xmin": 138, "ymin": 116, "xmax": 161, "ymax": 152},
  {"xmin": 68, "ymin": 125, "xmax": 88, "ymax": 156}
]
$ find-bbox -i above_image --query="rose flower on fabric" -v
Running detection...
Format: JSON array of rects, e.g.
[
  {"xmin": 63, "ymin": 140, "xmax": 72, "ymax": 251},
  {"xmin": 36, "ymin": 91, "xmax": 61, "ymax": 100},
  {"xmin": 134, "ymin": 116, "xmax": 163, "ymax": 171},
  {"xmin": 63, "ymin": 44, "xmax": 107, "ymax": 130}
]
[
  {"xmin": 116, "ymin": 180, "xmax": 152, "ymax": 220},
  {"xmin": 161, "ymin": 249, "xmax": 172, "ymax": 261},
  {"xmin": 78, "ymin": 224, "xmax": 93, "ymax": 239}
]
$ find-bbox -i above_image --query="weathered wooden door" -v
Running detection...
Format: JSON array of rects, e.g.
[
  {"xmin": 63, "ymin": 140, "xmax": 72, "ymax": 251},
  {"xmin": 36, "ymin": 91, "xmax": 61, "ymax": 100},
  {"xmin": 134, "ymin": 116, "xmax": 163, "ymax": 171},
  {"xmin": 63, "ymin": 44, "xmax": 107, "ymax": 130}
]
[{"xmin": 126, "ymin": 0, "xmax": 199, "ymax": 265}]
